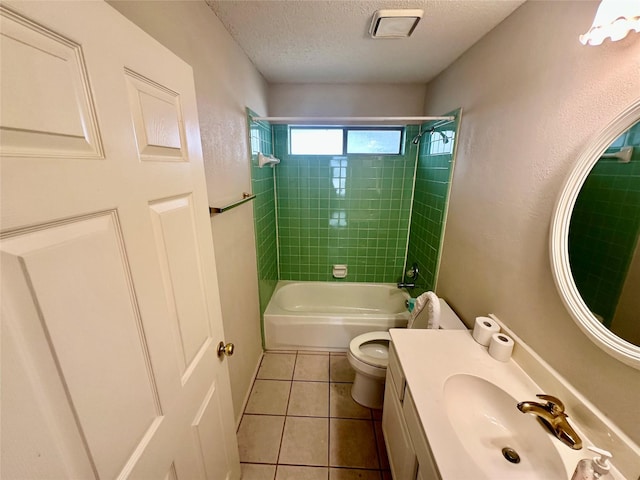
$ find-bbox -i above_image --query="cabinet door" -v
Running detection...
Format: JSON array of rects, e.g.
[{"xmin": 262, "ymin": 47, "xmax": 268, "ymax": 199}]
[
  {"xmin": 404, "ymin": 389, "xmax": 441, "ymax": 480},
  {"xmin": 389, "ymin": 343, "xmax": 406, "ymax": 401},
  {"xmin": 382, "ymin": 373, "xmax": 417, "ymax": 480}
]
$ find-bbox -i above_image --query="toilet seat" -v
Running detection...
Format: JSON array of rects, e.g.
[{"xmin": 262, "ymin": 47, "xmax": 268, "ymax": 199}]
[
  {"xmin": 348, "ymin": 331, "xmax": 391, "ymax": 368},
  {"xmin": 346, "ymin": 296, "xmax": 467, "ymax": 409}
]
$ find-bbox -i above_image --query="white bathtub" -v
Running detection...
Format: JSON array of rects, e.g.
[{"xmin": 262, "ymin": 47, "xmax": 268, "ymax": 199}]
[{"xmin": 263, "ymin": 281, "xmax": 411, "ymax": 351}]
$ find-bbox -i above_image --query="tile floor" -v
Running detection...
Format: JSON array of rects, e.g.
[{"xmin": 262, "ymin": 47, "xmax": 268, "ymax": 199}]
[{"xmin": 238, "ymin": 351, "xmax": 392, "ymax": 480}]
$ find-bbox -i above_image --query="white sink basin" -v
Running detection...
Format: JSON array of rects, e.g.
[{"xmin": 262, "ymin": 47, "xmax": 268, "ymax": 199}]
[
  {"xmin": 387, "ymin": 330, "xmax": 604, "ymax": 479},
  {"xmin": 443, "ymin": 374, "xmax": 566, "ymax": 479}
]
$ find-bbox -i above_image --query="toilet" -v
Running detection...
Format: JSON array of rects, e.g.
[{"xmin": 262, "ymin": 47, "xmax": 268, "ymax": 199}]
[{"xmin": 347, "ymin": 297, "xmax": 467, "ymax": 409}]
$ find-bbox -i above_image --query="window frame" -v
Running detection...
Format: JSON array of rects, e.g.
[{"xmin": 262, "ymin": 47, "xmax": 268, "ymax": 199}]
[{"xmin": 289, "ymin": 126, "xmax": 405, "ymax": 156}]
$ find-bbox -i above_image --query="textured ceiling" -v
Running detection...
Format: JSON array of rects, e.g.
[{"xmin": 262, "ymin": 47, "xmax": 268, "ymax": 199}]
[{"xmin": 206, "ymin": 0, "xmax": 526, "ymax": 84}]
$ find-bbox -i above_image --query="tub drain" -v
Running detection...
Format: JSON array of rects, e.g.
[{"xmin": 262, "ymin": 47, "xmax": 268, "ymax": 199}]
[{"xmin": 502, "ymin": 447, "xmax": 521, "ymax": 464}]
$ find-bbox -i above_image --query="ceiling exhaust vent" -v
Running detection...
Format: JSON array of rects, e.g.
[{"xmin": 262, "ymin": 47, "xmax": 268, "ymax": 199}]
[{"xmin": 369, "ymin": 9, "xmax": 424, "ymax": 39}]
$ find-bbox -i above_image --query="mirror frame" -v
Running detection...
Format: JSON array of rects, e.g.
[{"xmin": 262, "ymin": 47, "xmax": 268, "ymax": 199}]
[{"xmin": 550, "ymin": 98, "xmax": 640, "ymax": 370}]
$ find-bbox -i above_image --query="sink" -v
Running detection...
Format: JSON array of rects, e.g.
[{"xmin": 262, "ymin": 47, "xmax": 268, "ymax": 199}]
[
  {"xmin": 387, "ymin": 330, "xmax": 631, "ymax": 480},
  {"xmin": 443, "ymin": 374, "xmax": 566, "ymax": 479}
]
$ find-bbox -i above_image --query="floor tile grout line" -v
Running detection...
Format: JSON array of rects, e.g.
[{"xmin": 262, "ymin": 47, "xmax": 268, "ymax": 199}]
[
  {"xmin": 242, "ymin": 461, "xmax": 385, "ymax": 472},
  {"xmin": 253, "ymin": 378, "xmax": 355, "ymax": 385},
  {"xmin": 370, "ymin": 416, "xmax": 382, "ymax": 470},
  {"xmin": 327, "ymin": 360, "xmax": 331, "ymax": 468},
  {"xmin": 241, "ymin": 350, "xmax": 387, "ymax": 475},
  {"xmin": 240, "ymin": 412, "xmax": 376, "ymax": 421},
  {"xmin": 263, "ymin": 350, "xmax": 347, "ymax": 356},
  {"xmin": 237, "ymin": 352, "xmax": 265, "ymax": 433},
  {"xmin": 330, "ymin": 354, "xmax": 335, "ymax": 380},
  {"xmin": 275, "ymin": 463, "xmax": 385, "ymax": 472},
  {"xmin": 275, "ymin": 350, "xmax": 298, "ymax": 466}
]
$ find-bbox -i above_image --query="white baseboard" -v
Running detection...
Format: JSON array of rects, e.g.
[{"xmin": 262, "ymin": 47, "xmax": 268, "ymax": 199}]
[{"xmin": 236, "ymin": 350, "xmax": 264, "ymax": 430}]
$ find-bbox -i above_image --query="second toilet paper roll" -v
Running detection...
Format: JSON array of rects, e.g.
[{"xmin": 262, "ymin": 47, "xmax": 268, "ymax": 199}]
[
  {"xmin": 472, "ymin": 316, "xmax": 500, "ymax": 346},
  {"xmin": 488, "ymin": 333, "xmax": 514, "ymax": 362}
]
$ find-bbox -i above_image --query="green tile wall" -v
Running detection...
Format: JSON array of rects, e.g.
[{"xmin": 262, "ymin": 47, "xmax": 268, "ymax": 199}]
[
  {"xmin": 273, "ymin": 125, "xmax": 419, "ymax": 282},
  {"xmin": 249, "ymin": 112, "xmax": 459, "ymax": 296},
  {"xmin": 248, "ymin": 109, "xmax": 278, "ymax": 315},
  {"xmin": 569, "ymin": 121, "xmax": 640, "ymax": 326},
  {"xmin": 406, "ymin": 110, "xmax": 461, "ymax": 293}
]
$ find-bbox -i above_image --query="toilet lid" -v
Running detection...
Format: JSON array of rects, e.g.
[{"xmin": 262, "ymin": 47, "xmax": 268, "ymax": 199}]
[{"xmin": 349, "ymin": 331, "xmax": 391, "ymax": 368}]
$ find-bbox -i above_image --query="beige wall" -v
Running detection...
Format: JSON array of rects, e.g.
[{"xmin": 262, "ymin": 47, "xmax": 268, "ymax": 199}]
[
  {"xmin": 269, "ymin": 83, "xmax": 427, "ymax": 117},
  {"xmin": 424, "ymin": 1, "xmax": 640, "ymax": 444},
  {"xmin": 108, "ymin": 0, "xmax": 267, "ymax": 423}
]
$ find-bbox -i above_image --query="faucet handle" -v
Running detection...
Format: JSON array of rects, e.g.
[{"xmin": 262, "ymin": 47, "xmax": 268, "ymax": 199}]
[
  {"xmin": 406, "ymin": 263, "xmax": 419, "ymax": 279},
  {"xmin": 536, "ymin": 394, "xmax": 565, "ymax": 414}
]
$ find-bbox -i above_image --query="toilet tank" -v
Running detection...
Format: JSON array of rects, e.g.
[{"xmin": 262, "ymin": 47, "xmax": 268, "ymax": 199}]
[{"xmin": 438, "ymin": 298, "xmax": 467, "ymax": 330}]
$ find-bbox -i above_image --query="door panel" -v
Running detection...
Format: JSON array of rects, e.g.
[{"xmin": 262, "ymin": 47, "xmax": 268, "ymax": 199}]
[
  {"xmin": 125, "ymin": 69, "xmax": 187, "ymax": 162},
  {"xmin": 0, "ymin": 7, "xmax": 103, "ymax": 158},
  {"xmin": 1, "ymin": 212, "xmax": 160, "ymax": 478},
  {"xmin": 149, "ymin": 195, "xmax": 212, "ymax": 381},
  {"xmin": 1, "ymin": 2, "xmax": 240, "ymax": 479},
  {"xmin": 1, "ymin": 304, "xmax": 96, "ymax": 479},
  {"xmin": 192, "ymin": 380, "xmax": 233, "ymax": 480}
]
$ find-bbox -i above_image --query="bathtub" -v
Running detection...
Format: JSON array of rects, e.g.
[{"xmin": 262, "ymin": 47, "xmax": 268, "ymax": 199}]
[{"xmin": 263, "ymin": 281, "xmax": 411, "ymax": 351}]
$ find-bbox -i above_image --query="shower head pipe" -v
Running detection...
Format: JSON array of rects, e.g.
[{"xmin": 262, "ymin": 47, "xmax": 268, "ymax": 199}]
[{"xmin": 411, "ymin": 126, "xmax": 450, "ymax": 145}]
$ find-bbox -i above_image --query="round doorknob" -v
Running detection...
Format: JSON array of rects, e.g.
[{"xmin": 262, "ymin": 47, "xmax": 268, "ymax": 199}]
[{"xmin": 217, "ymin": 341, "xmax": 235, "ymax": 358}]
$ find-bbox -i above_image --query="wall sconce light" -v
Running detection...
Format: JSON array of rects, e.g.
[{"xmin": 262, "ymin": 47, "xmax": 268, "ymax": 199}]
[{"xmin": 580, "ymin": 0, "xmax": 640, "ymax": 45}]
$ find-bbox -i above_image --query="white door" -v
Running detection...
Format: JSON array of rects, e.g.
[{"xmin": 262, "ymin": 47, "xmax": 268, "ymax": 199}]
[{"xmin": 0, "ymin": 2, "xmax": 240, "ymax": 479}]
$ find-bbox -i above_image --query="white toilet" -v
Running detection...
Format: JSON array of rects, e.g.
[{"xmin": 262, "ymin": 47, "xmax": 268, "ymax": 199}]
[{"xmin": 347, "ymin": 297, "xmax": 467, "ymax": 409}]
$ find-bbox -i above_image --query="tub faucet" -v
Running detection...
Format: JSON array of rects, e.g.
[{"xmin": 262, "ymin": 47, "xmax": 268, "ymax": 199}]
[
  {"xmin": 517, "ymin": 394, "xmax": 582, "ymax": 450},
  {"xmin": 398, "ymin": 263, "xmax": 418, "ymax": 289},
  {"xmin": 406, "ymin": 263, "xmax": 419, "ymax": 280}
]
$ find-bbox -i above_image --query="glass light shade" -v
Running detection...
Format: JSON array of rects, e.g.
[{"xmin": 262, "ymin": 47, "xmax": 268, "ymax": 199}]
[{"xmin": 580, "ymin": 0, "xmax": 640, "ymax": 45}]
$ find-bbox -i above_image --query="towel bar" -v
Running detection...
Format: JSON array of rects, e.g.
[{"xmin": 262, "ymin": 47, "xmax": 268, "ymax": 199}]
[{"xmin": 210, "ymin": 192, "xmax": 256, "ymax": 214}]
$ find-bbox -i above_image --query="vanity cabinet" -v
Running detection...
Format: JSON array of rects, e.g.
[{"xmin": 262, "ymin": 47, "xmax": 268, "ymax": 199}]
[{"xmin": 382, "ymin": 343, "xmax": 440, "ymax": 480}]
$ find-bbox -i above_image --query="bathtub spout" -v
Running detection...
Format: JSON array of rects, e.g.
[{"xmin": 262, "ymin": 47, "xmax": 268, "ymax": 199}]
[{"xmin": 397, "ymin": 282, "xmax": 415, "ymax": 289}]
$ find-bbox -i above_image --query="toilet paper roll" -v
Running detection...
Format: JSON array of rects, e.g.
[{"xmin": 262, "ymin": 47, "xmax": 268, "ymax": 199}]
[
  {"xmin": 488, "ymin": 333, "xmax": 514, "ymax": 362},
  {"xmin": 472, "ymin": 316, "xmax": 500, "ymax": 346}
]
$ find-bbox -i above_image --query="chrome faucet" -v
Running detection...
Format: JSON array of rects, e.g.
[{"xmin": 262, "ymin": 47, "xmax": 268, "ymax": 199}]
[
  {"xmin": 406, "ymin": 263, "xmax": 419, "ymax": 280},
  {"xmin": 397, "ymin": 263, "xmax": 419, "ymax": 289},
  {"xmin": 517, "ymin": 394, "xmax": 582, "ymax": 450}
]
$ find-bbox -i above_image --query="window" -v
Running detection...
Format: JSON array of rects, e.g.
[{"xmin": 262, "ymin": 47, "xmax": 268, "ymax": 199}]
[
  {"xmin": 289, "ymin": 127, "xmax": 403, "ymax": 155},
  {"xmin": 346, "ymin": 129, "xmax": 402, "ymax": 154},
  {"xmin": 428, "ymin": 130, "xmax": 455, "ymax": 155},
  {"xmin": 290, "ymin": 128, "xmax": 343, "ymax": 155}
]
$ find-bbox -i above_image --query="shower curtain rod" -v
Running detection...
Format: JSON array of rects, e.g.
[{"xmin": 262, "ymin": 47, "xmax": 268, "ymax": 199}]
[{"xmin": 250, "ymin": 115, "xmax": 455, "ymax": 124}]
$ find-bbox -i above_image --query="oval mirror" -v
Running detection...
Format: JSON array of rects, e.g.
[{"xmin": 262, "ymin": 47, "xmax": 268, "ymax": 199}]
[{"xmin": 551, "ymin": 99, "xmax": 640, "ymax": 369}]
